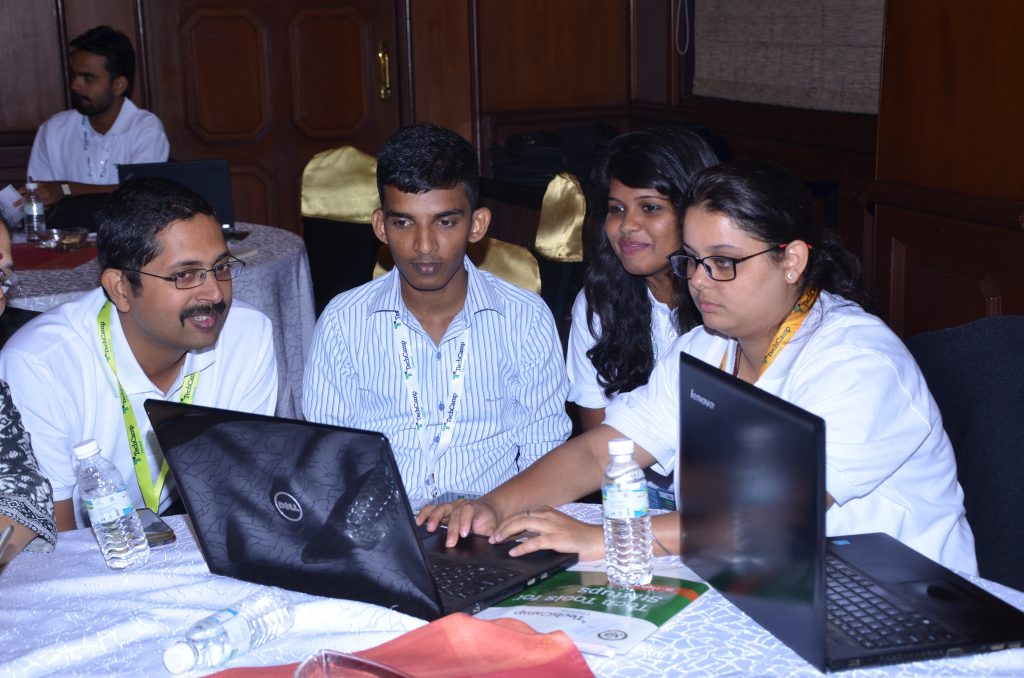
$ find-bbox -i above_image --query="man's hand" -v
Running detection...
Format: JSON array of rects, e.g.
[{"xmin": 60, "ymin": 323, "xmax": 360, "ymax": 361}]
[
  {"xmin": 416, "ymin": 498, "xmax": 500, "ymax": 548},
  {"xmin": 24, "ymin": 181, "xmax": 64, "ymax": 207}
]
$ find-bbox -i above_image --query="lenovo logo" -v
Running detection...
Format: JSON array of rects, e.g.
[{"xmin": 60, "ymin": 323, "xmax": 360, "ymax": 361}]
[{"xmin": 689, "ymin": 388, "xmax": 715, "ymax": 410}]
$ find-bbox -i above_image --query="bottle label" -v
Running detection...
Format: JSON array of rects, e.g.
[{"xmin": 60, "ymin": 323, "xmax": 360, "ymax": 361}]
[
  {"xmin": 209, "ymin": 608, "xmax": 253, "ymax": 657},
  {"xmin": 602, "ymin": 478, "xmax": 649, "ymax": 520},
  {"xmin": 83, "ymin": 488, "xmax": 135, "ymax": 525}
]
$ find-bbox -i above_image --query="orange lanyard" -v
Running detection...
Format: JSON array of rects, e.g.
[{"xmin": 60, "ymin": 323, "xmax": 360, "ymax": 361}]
[{"xmin": 720, "ymin": 287, "xmax": 820, "ymax": 379}]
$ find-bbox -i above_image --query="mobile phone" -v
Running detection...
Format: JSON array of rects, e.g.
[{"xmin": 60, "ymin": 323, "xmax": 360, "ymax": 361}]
[{"xmin": 137, "ymin": 508, "xmax": 177, "ymax": 547}]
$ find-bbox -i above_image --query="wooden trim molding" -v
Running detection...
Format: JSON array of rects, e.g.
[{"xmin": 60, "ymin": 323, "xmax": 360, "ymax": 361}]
[{"xmin": 864, "ymin": 181, "xmax": 1024, "ymax": 232}]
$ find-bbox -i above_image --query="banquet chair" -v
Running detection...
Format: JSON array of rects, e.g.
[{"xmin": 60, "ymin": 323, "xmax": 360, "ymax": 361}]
[
  {"xmin": 300, "ymin": 146, "xmax": 381, "ymax": 315},
  {"xmin": 373, "ymin": 236, "xmax": 541, "ymax": 295},
  {"xmin": 534, "ymin": 172, "xmax": 586, "ymax": 347},
  {"xmin": 904, "ymin": 315, "xmax": 1024, "ymax": 590}
]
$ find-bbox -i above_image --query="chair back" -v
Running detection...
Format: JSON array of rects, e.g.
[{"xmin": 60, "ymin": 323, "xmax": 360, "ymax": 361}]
[
  {"xmin": 300, "ymin": 146, "xmax": 381, "ymax": 313},
  {"xmin": 905, "ymin": 315, "xmax": 1024, "ymax": 590},
  {"xmin": 300, "ymin": 146, "xmax": 379, "ymax": 223},
  {"xmin": 373, "ymin": 238, "xmax": 541, "ymax": 295},
  {"xmin": 533, "ymin": 173, "xmax": 586, "ymax": 346}
]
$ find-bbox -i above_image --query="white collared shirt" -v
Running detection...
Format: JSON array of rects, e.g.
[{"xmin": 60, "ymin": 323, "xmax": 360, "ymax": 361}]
[
  {"xmin": 0, "ymin": 288, "xmax": 277, "ymax": 525},
  {"xmin": 28, "ymin": 99, "xmax": 170, "ymax": 184},
  {"xmin": 303, "ymin": 258, "xmax": 571, "ymax": 505}
]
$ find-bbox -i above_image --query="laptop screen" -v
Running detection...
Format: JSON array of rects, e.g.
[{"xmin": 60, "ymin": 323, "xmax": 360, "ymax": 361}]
[
  {"xmin": 118, "ymin": 159, "xmax": 235, "ymax": 233},
  {"xmin": 678, "ymin": 351, "xmax": 828, "ymax": 669}
]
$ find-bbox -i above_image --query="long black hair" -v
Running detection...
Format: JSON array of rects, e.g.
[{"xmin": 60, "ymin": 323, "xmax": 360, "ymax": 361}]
[
  {"xmin": 585, "ymin": 126, "xmax": 721, "ymax": 399},
  {"xmin": 687, "ymin": 159, "xmax": 870, "ymax": 309}
]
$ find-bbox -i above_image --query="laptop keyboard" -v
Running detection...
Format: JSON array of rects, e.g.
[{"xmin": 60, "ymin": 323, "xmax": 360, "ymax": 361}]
[
  {"xmin": 427, "ymin": 554, "xmax": 519, "ymax": 600},
  {"xmin": 826, "ymin": 554, "xmax": 958, "ymax": 650}
]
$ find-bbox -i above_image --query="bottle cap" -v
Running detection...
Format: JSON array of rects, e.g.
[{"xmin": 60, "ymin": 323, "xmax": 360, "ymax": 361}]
[
  {"xmin": 163, "ymin": 642, "xmax": 197, "ymax": 674},
  {"xmin": 25, "ymin": 181, "xmax": 37, "ymax": 190},
  {"xmin": 72, "ymin": 439, "xmax": 101, "ymax": 460},
  {"xmin": 608, "ymin": 438, "xmax": 634, "ymax": 457}
]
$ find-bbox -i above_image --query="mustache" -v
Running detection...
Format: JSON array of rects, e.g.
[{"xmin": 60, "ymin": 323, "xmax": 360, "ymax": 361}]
[{"xmin": 179, "ymin": 301, "xmax": 227, "ymax": 326}]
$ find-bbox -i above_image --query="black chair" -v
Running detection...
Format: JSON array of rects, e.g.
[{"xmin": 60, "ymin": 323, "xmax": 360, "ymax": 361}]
[{"xmin": 904, "ymin": 315, "xmax": 1024, "ymax": 591}]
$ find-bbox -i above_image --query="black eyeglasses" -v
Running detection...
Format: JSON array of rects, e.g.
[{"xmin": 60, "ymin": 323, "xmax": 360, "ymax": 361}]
[
  {"xmin": 668, "ymin": 244, "xmax": 786, "ymax": 282},
  {"xmin": 123, "ymin": 256, "xmax": 245, "ymax": 290},
  {"xmin": 0, "ymin": 270, "xmax": 23, "ymax": 301}
]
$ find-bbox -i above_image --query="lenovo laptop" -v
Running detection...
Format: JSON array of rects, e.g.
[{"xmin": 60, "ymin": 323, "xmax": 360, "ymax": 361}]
[
  {"xmin": 118, "ymin": 159, "xmax": 236, "ymax": 234},
  {"xmin": 144, "ymin": 401, "xmax": 576, "ymax": 620},
  {"xmin": 678, "ymin": 352, "xmax": 1024, "ymax": 671}
]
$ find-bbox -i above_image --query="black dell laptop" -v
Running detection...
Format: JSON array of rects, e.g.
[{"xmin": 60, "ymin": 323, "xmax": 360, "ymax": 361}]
[
  {"xmin": 118, "ymin": 159, "xmax": 235, "ymax": 234},
  {"xmin": 144, "ymin": 401, "xmax": 576, "ymax": 620},
  {"xmin": 678, "ymin": 351, "xmax": 1024, "ymax": 671}
]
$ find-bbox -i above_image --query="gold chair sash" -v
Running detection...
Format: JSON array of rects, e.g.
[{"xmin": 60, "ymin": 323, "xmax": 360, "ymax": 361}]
[
  {"xmin": 534, "ymin": 172, "xmax": 585, "ymax": 263},
  {"xmin": 300, "ymin": 146, "xmax": 380, "ymax": 223},
  {"xmin": 373, "ymin": 238, "xmax": 542, "ymax": 294}
]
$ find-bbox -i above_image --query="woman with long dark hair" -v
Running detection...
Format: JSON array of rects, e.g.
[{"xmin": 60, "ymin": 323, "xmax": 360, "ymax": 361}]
[{"xmin": 568, "ymin": 127, "xmax": 719, "ymax": 431}]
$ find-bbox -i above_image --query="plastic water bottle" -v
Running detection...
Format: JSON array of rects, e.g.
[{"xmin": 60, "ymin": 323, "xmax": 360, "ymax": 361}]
[
  {"xmin": 163, "ymin": 588, "xmax": 295, "ymax": 674},
  {"xmin": 22, "ymin": 181, "xmax": 45, "ymax": 243},
  {"xmin": 602, "ymin": 438, "xmax": 654, "ymax": 586},
  {"xmin": 73, "ymin": 439, "xmax": 150, "ymax": 570}
]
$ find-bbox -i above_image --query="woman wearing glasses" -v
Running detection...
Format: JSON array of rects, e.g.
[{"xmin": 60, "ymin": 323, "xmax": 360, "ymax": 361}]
[
  {"xmin": 419, "ymin": 160, "xmax": 976, "ymax": 574},
  {"xmin": 0, "ymin": 218, "xmax": 57, "ymax": 563}
]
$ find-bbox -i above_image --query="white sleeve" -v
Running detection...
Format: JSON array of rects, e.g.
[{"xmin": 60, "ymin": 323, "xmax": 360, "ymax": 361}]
[
  {"xmin": 565, "ymin": 289, "xmax": 610, "ymax": 409},
  {"xmin": 127, "ymin": 114, "xmax": 170, "ymax": 164},
  {"xmin": 27, "ymin": 122, "xmax": 56, "ymax": 182},
  {"xmin": 235, "ymin": 312, "xmax": 278, "ymax": 416}
]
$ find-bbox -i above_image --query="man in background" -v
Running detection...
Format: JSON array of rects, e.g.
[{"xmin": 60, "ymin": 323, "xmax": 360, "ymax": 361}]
[{"xmin": 27, "ymin": 25, "xmax": 169, "ymax": 207}]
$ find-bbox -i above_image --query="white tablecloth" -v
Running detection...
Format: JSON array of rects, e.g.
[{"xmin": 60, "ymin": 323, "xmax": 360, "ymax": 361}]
[
  {"xmin": 2, "ymin": 505, "xmax": 1022, "ymax": 677},
  {"xmin": 8, "ymin": 223, "xmax": 316, "ymax": 419}
]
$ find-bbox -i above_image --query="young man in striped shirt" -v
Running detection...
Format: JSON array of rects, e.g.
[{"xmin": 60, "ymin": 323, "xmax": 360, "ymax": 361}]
[{"xmin": 303, "ymin": 124, "xmax": 570, "ymax": 508}]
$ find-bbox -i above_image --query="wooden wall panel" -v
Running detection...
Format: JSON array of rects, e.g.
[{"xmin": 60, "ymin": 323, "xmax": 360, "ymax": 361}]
[
  {"xmin": 0, "ymin": 2, "xmax": 64, "ymax": 135},
  {"xmin": 877, "ymin": 1, "xmax": 1024, "ymax": 201},
  {"xmin": 182, "ymin": 10, "xmax": 271, "ymax": 142},
  {"xmin": 408, "ymin": 1, "xmax": 474, "ymax": 140},
  {"xmin": 477, "ymin": 0, "xmax": 629, "ymax": 112},
  {"xmin": 144, "ymin": 0, "xmax": 401, "ymax": 233},
  {"xmin": 870, "ymin": 203, "xmax": 1024, "ymax": 337},
  {"xmin": 290, "ymin": 7, "xmax": 371, "ymax": 136}
]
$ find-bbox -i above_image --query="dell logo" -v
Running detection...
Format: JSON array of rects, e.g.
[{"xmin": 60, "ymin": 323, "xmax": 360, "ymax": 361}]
[
  {"xmin": 273, "ymin": 491, "xmax": 303, "ymax": 522},
  {"xmin": 689, "ymin": 388, "xmax": 715, "ymax": 410}
]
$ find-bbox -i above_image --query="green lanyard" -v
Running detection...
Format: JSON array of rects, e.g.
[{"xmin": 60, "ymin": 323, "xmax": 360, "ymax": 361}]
[{"xmin": 97, "ymin": 301, "xmax": 199, "ymax": 512}]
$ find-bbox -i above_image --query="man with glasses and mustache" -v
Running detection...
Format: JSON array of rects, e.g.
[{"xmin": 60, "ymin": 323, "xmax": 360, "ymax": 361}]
[
  {"xmin": 0, "ymin": 178, "xmax": 277, "ymax": 531},
  {"xmin": 26, "ymin": 25, "xmax": 169, "ymax": 207}
]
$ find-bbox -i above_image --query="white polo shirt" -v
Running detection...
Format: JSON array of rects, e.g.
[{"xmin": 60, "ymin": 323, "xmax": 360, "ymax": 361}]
[
  {"xmin": 27, "ymin": 99, "xmax": 169, "ymax": 185},
  {"xmin": 0, "ymin": 288, "xmax": 277, "ymax": 525},
  {"xmin": 605, "ymin": 291, "xmax": 978, "ymax": 574}
]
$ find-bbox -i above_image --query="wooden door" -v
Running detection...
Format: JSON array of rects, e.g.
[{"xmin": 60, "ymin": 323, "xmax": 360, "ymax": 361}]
[{"xmin": 142, "ymin": 0, "xmax": 400, "ymax": 233}]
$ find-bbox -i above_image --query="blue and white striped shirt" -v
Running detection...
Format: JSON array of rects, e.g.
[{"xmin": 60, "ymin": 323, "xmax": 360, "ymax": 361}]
[{"xmin": 302, "ymin": 258, "xmax": 571, "ymax": 505}]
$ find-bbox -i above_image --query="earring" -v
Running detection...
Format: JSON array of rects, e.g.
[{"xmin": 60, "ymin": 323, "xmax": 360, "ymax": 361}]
[{"xmin": 786, "ymin": 273, "xmax": 794, "ymax": 281}]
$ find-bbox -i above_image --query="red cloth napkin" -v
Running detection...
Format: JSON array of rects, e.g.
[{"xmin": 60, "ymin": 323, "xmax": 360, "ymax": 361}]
[
  {"xmin": 12, "ymin": 242, "xmax": 97, "ymax": 270},
  {"xmin": 210, "ymin": 613, "xmax": 594, "ymax": 678}
]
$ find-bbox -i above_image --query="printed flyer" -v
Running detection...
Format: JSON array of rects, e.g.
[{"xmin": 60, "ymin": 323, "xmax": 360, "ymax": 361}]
[{"xmin": 476, "ymin": 569, "xmax": 708, "ymax": 656}]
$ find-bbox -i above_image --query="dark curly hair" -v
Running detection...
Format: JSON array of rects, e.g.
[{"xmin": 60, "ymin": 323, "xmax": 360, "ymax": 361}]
[
  {"xmin": 97, "ymin": 177, "xmax": 217, "ymax": 295},
  {"xmin": 376, "ymin": 124, "xmax": 479, "ymax": 209},
  {"xmin": 686, "ymin": 159, "xmax": 870, "ymax": 309},
  {"xmin": 585, "ymin": 126, "xmax": 721, "ymax": 399}
]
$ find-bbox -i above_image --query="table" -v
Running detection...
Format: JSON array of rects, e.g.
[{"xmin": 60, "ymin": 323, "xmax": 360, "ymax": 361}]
[
  {"xmin": 7, "ymin": 223, "xmax": 316, "ymax": 419},
  {"xmin": 2, "ymin": 505, "xmax": 1022, "ymax": 677}
]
